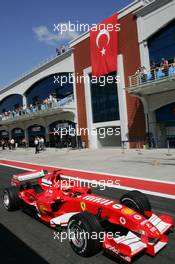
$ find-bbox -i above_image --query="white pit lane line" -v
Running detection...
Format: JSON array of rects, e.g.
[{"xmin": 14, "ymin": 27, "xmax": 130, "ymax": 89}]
[
  {"xmin": 0, "ymin": 161, "xmax": 175, "ymax": 200},
  {"xmin": 1, "ymin": 158, "xmax": 175, "ymax": 185}
]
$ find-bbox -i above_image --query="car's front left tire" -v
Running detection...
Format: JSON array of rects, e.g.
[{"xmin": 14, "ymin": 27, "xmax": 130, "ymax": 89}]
[
  {"xmin": 67, "ymin": 212, "xmax": 103, "ymax": 257},
  {"xmin": 2, "ymin": 187, "xmax": 21, "ymax": 211}
]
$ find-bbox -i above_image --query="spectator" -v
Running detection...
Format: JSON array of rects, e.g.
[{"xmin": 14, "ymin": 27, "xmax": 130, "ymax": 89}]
[
  {"xmin": 22, "ymin": 138, "xmax": 27, "ymax": 148},
  {"xmin": 56, "ymin": 48, "xmax": 61, "ymax": 56},
  {"xmin": 1, "ymin": 139, "xmax": 5, "ymax": 150},
  {"xmin": 135, "ymin": 67, "xmax": 141, "ymax": 76},
  {"xmin": 160, "ymin": 58, "xmax": 169, "ymax": 76},
  {"xmin": 8, "ymin": 139, "xmax": 12, "ymax": 150},
  {"xmin": 60, "ymin": 45, "xmax": 66, "ymax": 53},
  {"xmin": 34, "ymin": 137, "xmax": 40, "ymax": 154},
  {"xmin": 77, "ymin": 135, "xmax": 83, "ymax": 149},
  {"xmin": 150, "ymin": 61, "xmax": 156, "ymax": 80},
  {"xmin": 40, "ymin": 137, "xmax": 45, "ymax": 151},
  {"xmin": 11, "ymin": 138, "xmax": 15, "ymax": 150},
  {"xmin": 172, "ymin": 58, "xmax": 175, "ymax": 67},
  {"xmin": 140, "ymin": 66, "xmax": 148, "ymax": 83},
  {"xmin": 53, "ymin": 96, "xmax": 57, "ymax": 107},
  {"xmin": 48, "ymin": 94, "xmax": 53, "ymax": 107}
]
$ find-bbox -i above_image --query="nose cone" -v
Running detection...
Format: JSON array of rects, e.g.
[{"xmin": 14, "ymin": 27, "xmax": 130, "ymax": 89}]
[{"xmin": 142, "ymin": 221, "xmax": 161, "ymax": 238}]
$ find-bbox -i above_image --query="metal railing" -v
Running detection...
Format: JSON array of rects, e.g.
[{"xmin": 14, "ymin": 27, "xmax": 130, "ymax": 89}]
[
  {"xmin": 128, "ymin": 64, "xmax": 175, "ymax": 88},
  {"xmin": 0, "ymin": 94, "xmax": 74, "ymax": 123},
  {"xmin": 143, "ymin": 0, "xmax": 155, "ymax": 6}
]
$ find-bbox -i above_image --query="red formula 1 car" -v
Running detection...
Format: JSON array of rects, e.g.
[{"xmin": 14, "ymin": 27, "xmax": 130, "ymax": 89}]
[{"xmin": 2, "ymin": 169, "xmax": 174, "ymax": 263}]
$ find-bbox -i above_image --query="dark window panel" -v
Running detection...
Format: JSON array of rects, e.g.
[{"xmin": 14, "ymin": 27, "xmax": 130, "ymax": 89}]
[{"xmin": 90, "ymin": 74, "xmax": 120, "ymax": 123}]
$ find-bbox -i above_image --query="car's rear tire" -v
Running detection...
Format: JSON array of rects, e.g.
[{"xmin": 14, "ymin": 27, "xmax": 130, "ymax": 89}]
[
  {"xmin": 68, "ymin": 212, "xmax": 103, "ymax": 257},
  {"xmin": 120, "ymin": 190, "xmax": 151, "ymax": 215},
  {"xmin": 2, "ymin": 187, "xmax": 21, "ymax": 211}
]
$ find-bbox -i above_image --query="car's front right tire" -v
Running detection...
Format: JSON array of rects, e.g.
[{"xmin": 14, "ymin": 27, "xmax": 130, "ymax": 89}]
[
  {"xmin": 120, "ymin": 190, "xmax": 151, "ymax": 216},
  {"xmin": 2, "ymin": 187, "xmax": 21, "ymax": 211}
]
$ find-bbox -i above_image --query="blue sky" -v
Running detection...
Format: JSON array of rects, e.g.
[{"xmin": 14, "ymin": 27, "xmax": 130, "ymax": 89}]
[{"xmin": 0, "ymin": 0, "xmax": 133, "ymax": 88}]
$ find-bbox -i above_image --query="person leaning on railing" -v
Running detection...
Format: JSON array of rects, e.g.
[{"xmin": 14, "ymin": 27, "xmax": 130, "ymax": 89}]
[
  {"xmin": 172, "ymin": 58, "xmax": 175, "ymax": 67},
  {"xmin": 140, "ymin": 66, "xmax": 148, "ymax": 83},
  {"xmin": 160, "ymin": 58, "xmax": 169, "ymax": 77},
  {"xmin": 133, "ymin": 58, "xmax": 175, "ymax": 86},
  {"xmin": 134, "ymin": 66, "xmax": 148, "ymax": 84}
]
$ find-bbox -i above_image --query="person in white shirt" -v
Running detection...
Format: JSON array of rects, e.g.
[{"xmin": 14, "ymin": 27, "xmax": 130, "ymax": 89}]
[
  {"xmin": 40, "ymin": 137, "xmax": 45, "ymax": 151},
  {"xmin": 34, "ymin": 137, "xmax": 39, "ymax": 154},
  {"xmin": 10, "ymin": 138, "xmax": 15, "ymax": 150}
]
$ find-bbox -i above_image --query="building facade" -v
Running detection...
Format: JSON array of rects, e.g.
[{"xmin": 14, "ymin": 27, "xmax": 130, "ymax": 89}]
[
  {"xmin": 0, "ymin": 0, "xmax": 175, "ymax": 148},
  {"xmin": 0, "ymin": 50, "xmax": 77, "ymax": 147},
  {"xmin": 129, "ymin": 0, "xmax": 175, "ymax": 147}
]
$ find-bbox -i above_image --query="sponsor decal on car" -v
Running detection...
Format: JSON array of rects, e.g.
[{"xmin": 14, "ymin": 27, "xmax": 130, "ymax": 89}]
[
  {"xmin": 38, "ymin": 204, "xmax": 48, "ymax": 215},
  {"xmin": 134, "ymin": 215, "xmax": 142, "ymax": 220},
  {"xmin": 120, "ymin": 217, "xmax": 126, "ymax": 225},
  {"xmin": 82, "ymin": 195, "xmax": 113, "ymax": 206},
  {"xmin": 80, "ymin": 202, "xmax": 86, "ymax": 211},
  {"xmin": 121, "ymin": 207, "xmax": 134, "ymax": 215},
  {"xmin": 112, "ymin": 204, "xmax": 123, "ymax": 209}
]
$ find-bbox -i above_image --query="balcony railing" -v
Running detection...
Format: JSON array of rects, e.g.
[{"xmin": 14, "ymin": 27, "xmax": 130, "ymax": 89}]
[
  {"xmin": 128, "ymin": 64, "xmax": 175, "ymax": 88},
  {"xmin": 0, "ymin": 94, "xmax": 74, "ymax": 123},
  {"xmin": 143, "ymin": 0, "xmax": 155, "ymax": 6}
]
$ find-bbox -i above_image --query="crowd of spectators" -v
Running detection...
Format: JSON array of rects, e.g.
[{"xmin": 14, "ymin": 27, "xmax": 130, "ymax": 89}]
[
  {"xmin": 0, "ymin": 138, "xmax": 16, "ymax": 150},
  {"xmin": 0, "ymin": 137, "xmax": 46, "ymax": 152},
  {"xmin": 135, "ymin": 57, "xmax": 175, "ymax": 84},
  {"xmin": 0, "ymin": 93, "xmax": 73, "ymax": 121},
  {"xmin": 56, "ymin": 45, "xmax": 66, "ymax": 56}
]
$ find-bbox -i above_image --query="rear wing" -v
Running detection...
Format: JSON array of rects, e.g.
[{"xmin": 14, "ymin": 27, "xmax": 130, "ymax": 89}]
[{"xmin": 11, "ymin": 170, "xmax": 48, "ymax": 186}]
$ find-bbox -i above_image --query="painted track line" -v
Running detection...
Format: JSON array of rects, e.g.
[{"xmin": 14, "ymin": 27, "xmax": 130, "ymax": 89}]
[
  {"xmin": 1, "ymin": 158, "xmax": 174, "ymax": 184},
  {"xmin": 0, "ymin": 159, "xmax": 175, "ymax": 199}
]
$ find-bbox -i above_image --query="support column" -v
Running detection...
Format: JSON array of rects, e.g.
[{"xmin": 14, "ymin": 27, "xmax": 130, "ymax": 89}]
[
  {"xmin": 117, "ymin": 54, "xmax": 129, "ymax": 148},
  {"xmin": 72, "ymin": 53, "xmax": 78, "ymax": 126},
  {"xmin": 23, "ymin": 123, "xmax": 29, "ymax": 146},
  {"xmin": 147, "ymin": 111, "xmax": 157, "ymax": 147},
  {"xmin": 137, "ymin": 16, "xmax": 150, "ymax": 69},
  {"xmin": 45, "ymin": 126, "xmax": 50, "ymax": 145},
  {"xmin": 43, "ymin": 118, "xmax": 50, "ymax": 146},
  {"xmin": 24, "ymin": 128, "xmax": 28, "ymax": 140},
  {"xmin": 8, "ymin": 128, "xmax": 12, "ymax": 140},
  {"xmin": 139, "ymin": 41, "xmax": 150, "ymax": 69},
  {"xmin": 23, "ymin": 94, "xmax": 27, "ymax": 107},
  {"xmin": 140, "ymin": 97, "xmax": 149, "ymax": 133},
  {"xmin": 83, "ymin": 67, "xmax": 98, "ymax": 149}
]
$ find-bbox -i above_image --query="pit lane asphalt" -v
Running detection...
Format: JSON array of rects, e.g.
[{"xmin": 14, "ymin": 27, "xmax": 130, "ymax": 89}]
[{"xmin": 0, "ymin": 165, "xmax": 174, "ymax": 264}]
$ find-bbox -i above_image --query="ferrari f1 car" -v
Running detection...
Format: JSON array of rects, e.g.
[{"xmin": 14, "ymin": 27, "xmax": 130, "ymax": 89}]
[{"xmin": 2, "ymin": 169, "xmax": 174, "ymax": 262}]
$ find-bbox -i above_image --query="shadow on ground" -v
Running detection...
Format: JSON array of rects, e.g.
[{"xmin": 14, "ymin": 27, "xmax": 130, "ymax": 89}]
[{"xmin": 0, "ymin": 223, "xmax": 49, "ymax": 264}]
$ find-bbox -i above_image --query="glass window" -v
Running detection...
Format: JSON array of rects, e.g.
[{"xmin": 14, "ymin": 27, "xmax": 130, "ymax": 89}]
[
  {"xmin": 90, "ymin": 74, "xmax": 120, "ymax": 123},
  {"xmin": 156, "ymin": 102, "xmax": 175, "ymax": 122},
  {"xmin": 148, "ymin": 20, "xmax": 175, "ymax": 64},
  {"xmin": 0, "ymin": 94, "xmax": 22, "ymax": 112},
  {"xmin": 26, "ymin": 73, "xmax": 73, "ymax": 105}
]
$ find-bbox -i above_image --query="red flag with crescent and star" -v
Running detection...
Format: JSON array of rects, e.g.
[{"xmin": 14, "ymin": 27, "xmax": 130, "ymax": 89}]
[{"xmin": 90, "ymin": 14, "xmax": 119, "ymax": 77}]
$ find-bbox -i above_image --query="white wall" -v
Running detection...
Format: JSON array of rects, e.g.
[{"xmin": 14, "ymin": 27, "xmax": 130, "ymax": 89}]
[{"xmin": 0, "ymin": 52, "xmax": 74, "ymax": 102}]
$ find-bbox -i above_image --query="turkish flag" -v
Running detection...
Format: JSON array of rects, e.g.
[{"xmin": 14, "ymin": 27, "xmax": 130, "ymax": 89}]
[{"xmin": 90, "ymin": 14, "xmax": 118, "ymax": 77}]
